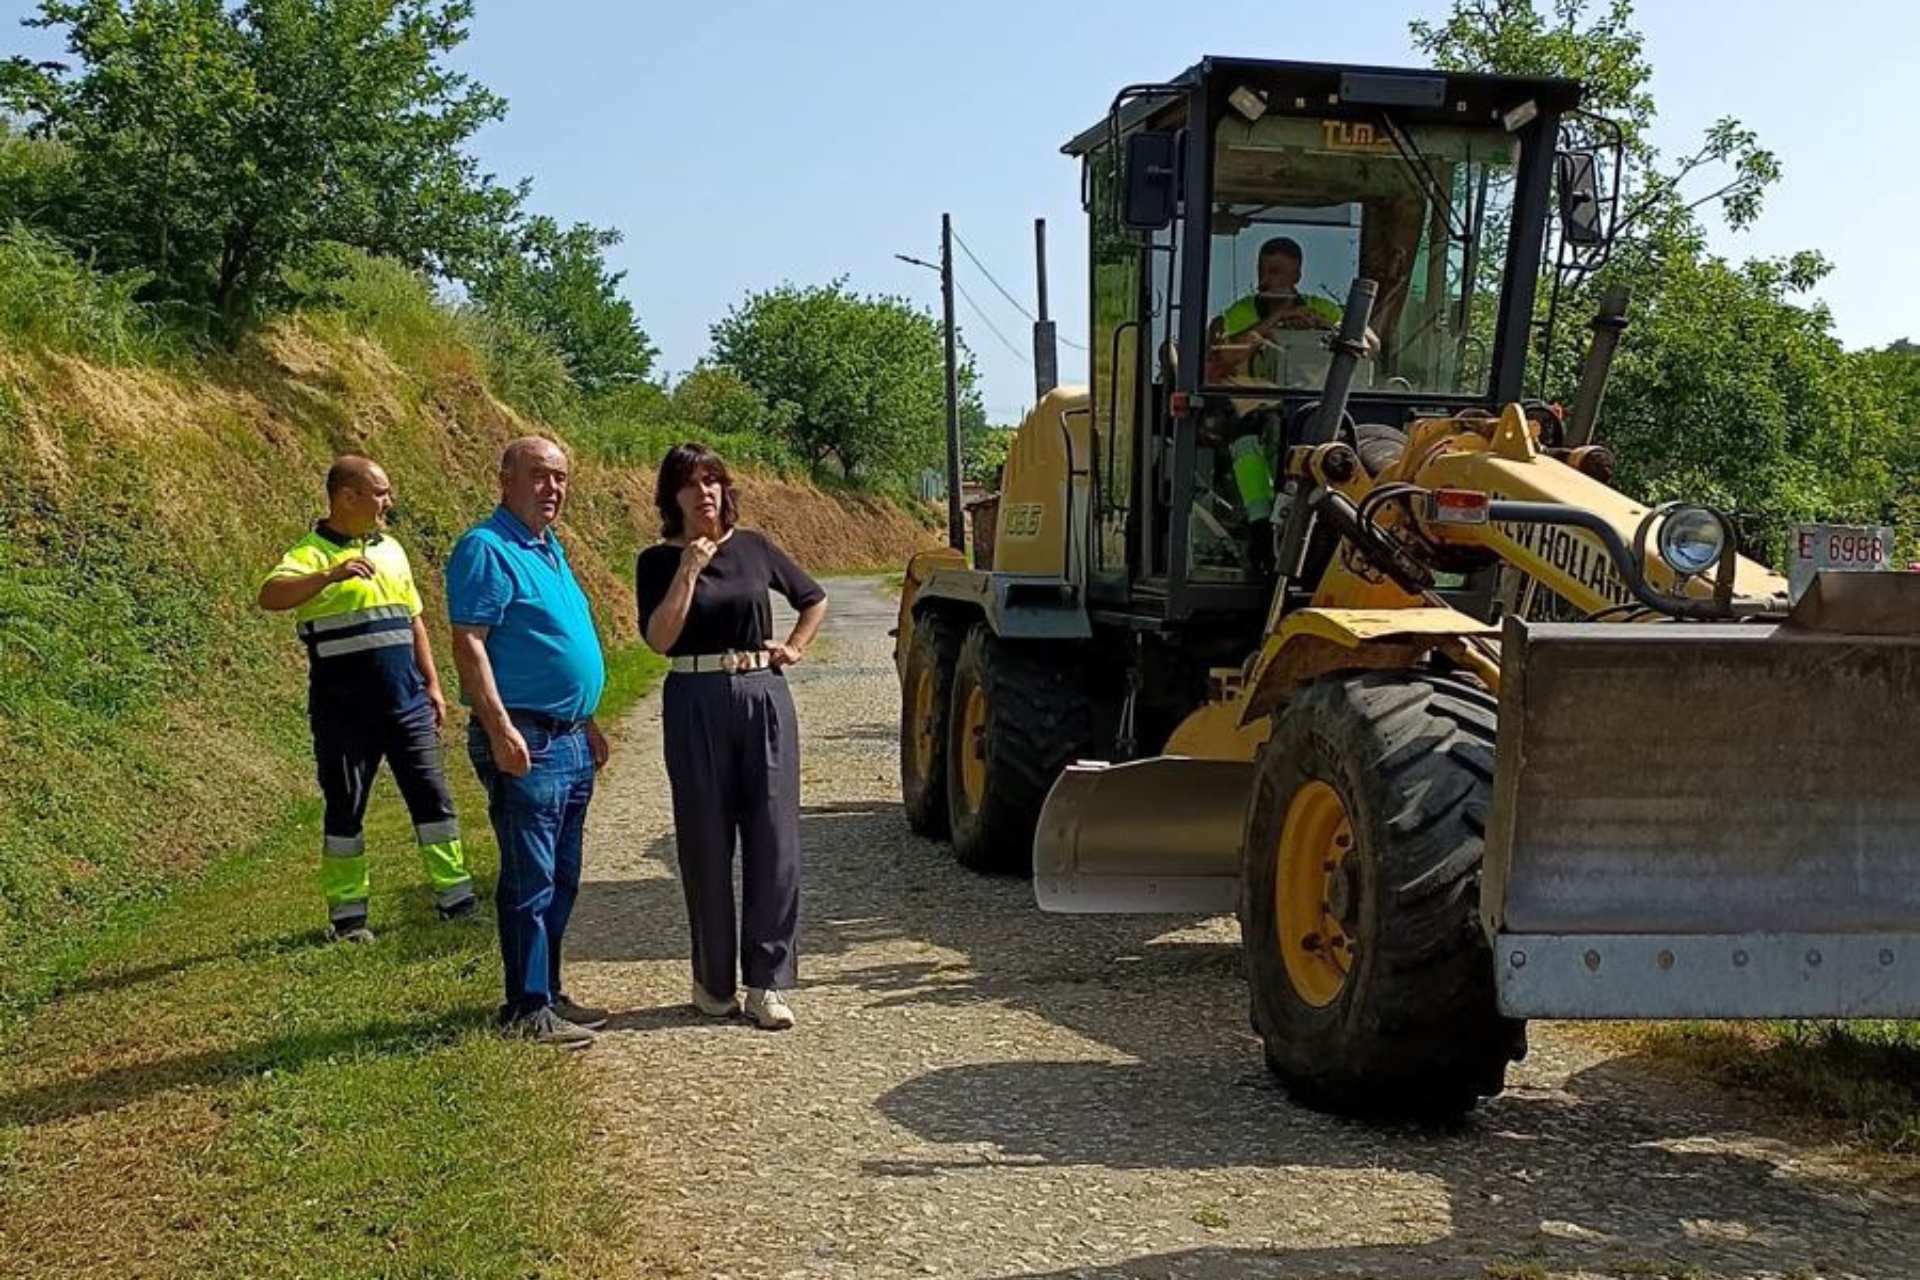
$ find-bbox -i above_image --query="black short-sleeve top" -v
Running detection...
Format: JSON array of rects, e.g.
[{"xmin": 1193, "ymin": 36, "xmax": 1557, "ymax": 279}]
[{"xmin": 635, "ymin": 529, "xmax": 826, "ymax": 657}]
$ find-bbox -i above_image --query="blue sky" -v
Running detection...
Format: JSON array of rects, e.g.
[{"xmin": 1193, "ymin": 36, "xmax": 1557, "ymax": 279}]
[{"xmin": 7, "ymin": 1, "xmax": 1914, "ymax": 422}]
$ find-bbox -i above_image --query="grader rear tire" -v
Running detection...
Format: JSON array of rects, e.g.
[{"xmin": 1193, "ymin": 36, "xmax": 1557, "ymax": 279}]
[
  {"xmin": 945, "ymin": 624, "xmax": 1092, "ymax": 874},
  {"xmin": 1239, "ymin": 671, "xmax": 1525, "ymax": 1118},
  {"xmin": 900, "ymin": 611, "xmax": 962, "ymax": 837}
]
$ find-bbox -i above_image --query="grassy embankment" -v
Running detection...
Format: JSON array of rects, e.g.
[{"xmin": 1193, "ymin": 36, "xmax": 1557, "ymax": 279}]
[
  {"xmin": 1600, "ymin": 1020, "xmax": 1920, "ymax": 1160},
  {"xmin": 0, "ymin": 236, "xmax": 929, "ymax": 1277}
]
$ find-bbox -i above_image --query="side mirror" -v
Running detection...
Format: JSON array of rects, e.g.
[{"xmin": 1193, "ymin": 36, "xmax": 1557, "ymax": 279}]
[
  {"xmin": 1122, "ymin": 131, "xmax": 1178, "ymax": 230},
  {"xmin": 1556, "ymin": 151, "xmax": 1606, "ymax": 247}
]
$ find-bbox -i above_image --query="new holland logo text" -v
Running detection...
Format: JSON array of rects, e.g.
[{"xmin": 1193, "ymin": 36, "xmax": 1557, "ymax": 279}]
[{"xmin": 1496, "ymin": 518, "xmax": 1634, "ymax": 608}]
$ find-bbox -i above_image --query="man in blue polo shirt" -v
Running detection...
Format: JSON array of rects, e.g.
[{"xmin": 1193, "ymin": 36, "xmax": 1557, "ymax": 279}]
[{"xmin": 447, "ymin": 436, "xmax": 611, "ymax": 1048}]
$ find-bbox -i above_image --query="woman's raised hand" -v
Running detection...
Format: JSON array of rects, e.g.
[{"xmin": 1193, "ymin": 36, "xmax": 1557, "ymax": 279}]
[{"xmin": 681, "ymin": 536, "xmax": 719, "ymax": 577}]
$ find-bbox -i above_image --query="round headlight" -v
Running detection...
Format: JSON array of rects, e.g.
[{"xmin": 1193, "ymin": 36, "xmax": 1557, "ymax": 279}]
[{"xmin": 1657, "ymin": 506, "xmax": 1727, "ymax": 577}]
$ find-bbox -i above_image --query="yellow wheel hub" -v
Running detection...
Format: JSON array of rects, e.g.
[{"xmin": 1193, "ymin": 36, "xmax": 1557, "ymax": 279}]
[
  {"xmin": 908, "ymin": 666, "xmax": 937, "ymax": 785},
  {"xmin": 958, "ymin": 684, "xmax": 988, "ymax": 812},
  {"xmin": 1275, "ymin": 780, "xmax": 1358, "ymax": 1008}
]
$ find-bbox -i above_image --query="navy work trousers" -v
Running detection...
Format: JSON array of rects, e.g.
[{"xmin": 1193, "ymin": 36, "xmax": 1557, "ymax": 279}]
[
  {"xmin": 315, "ymin": 696, "xmax": 458, "ymax": 846},
  {"xmin": 662, "ymin": 668, "xmax": 802, "ymax": 996},
  {"xmin": 467, "ymin": 715, "xmax": 594, "ymax": 1021},
  {"xmin": 313, "ymin": 695, "xmax": 470, "ymax": 925}
]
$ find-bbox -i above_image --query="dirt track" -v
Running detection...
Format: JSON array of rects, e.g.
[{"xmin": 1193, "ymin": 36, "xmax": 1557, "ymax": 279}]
[{"xmin": 569, "ymin": 575, "xmax": 1918, "ymax": 1280}]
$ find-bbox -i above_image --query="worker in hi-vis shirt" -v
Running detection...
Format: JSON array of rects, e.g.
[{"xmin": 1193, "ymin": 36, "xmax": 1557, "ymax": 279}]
[{"xmin": 258, "ymin": 455, "xmax": 474, "ymax": 942}]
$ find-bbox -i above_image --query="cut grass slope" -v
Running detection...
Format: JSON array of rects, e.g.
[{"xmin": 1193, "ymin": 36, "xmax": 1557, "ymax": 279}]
[{"xmin": 0, "ymin": 648, "xmax": 666, "ymax": 1279}]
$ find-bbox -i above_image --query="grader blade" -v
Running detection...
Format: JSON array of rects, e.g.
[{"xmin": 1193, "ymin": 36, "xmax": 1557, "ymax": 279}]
[
  {"xmin": 1487, "ymin": 585, "xmax": 1920, "ymax": 1019},
  {"xmin": 1033, "ymin": 758, "xmax": 1252, "ymax": 914}
]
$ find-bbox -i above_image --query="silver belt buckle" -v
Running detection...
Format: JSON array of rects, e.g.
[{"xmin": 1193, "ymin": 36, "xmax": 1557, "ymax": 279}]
[{"xmin": 720, "ymin": 650, "xmax": 742, "ymax": 674}]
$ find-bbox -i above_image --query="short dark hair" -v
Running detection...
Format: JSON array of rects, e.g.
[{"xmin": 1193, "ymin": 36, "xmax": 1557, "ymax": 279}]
[
  {"xmin": 655, "ymin": 442, "xmax": 739, "ymax": 538},
  {"xmin": 1258, "ymin": 236, "xmax": 1304, "ymax": 264}
]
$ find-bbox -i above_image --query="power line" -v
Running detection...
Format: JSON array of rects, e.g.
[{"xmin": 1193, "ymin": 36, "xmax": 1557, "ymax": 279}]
[
  {"xmin": 953, "ymin": 278, "xmax": 1031, "ymax": 367},
  {"xmin": 951, "ymin": 226, "xmax": 1088, "ymax": 352},
  {"xmin": 952, "ymin": 228, "xmax": 1036, "ymax": 321}
]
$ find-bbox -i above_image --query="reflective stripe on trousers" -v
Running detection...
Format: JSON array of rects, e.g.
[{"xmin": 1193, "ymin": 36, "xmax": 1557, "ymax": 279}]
[{"xmin": 314, "ymin": 698, "xmax": 471, "ymax": 918}]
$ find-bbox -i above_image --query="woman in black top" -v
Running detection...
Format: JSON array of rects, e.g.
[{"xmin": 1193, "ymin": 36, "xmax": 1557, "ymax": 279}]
[{"xmin": 636, "ymin": 443, "xmax": 827, "ymax": 1029}]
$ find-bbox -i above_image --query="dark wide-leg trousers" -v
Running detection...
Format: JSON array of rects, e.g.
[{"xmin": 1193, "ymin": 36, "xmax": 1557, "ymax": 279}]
[{"xmin": 662, "ymin": 668, "xmax": 802, "ymax": 996}]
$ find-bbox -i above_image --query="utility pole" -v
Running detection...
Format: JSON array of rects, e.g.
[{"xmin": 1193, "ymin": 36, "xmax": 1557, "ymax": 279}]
[
  {"xmin": 1033, "ymin": 217, "xmax": 1058, "ymax": 399},
  {"xmin": 939, "ymin": 214, "xmax": 964, "ymax": 552}
]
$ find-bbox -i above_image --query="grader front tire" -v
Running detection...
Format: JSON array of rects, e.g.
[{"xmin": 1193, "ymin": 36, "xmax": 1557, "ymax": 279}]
[
  {"xmin": 900, "ymin": 611, "xmax": 961, "ymax": 837},
  {"xmin": 1239, "ymin": 672, "xmax": 1524, "ymax": 1118},
  {"xmin": 945, "ymin": 624, "xmax": 1092, "ymax": 874}
]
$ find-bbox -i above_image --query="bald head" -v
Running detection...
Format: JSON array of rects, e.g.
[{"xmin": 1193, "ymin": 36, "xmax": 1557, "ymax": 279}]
[
  {"xmin": 325, "ymin": 454, "xmax": 392, "ymax": 537},
  {"xmin": 327, "ymin": 454, "xmax": 384, "ymax": 496},
  {"xmin": 500, "ymin": 436, "xmax": 567, "ymax": 479},
  {"xmin": 498, "ymin": 436, "xmax": 570, "ymax": 534}
]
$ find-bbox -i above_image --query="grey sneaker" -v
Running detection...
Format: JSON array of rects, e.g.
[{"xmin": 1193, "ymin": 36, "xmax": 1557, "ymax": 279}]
[
  {"xmin": 507, "ymin": 1006, "xmax": 595, "ymax": 1050},
  {"xmin": 744, "ymin": 987, "xmax": 794, "ymax": 1030},
  {"xmin": 330, "ymin": 922, "xmax": 375, "ymax": 945},
  {"xmin": 691, "ymin": 981, "xmax": 739, "ymax": 1018},
  {"xmin": 553, "ymin": 994, "xmax": 609, "ymax": 1030}
]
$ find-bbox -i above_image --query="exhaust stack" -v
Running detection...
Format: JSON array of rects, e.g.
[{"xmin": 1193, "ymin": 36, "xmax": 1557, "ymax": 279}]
[
  {"xmin": 1302, "ymin": 278, "xmax": 1378, "ymax": 445},
  {"xmin": 1564, "ymin": 284, "xmax": 1629, "ymax": 448},
  {"xmin": 1033, "ymin": 217, "xmax": 1058, "ymax": 399}
]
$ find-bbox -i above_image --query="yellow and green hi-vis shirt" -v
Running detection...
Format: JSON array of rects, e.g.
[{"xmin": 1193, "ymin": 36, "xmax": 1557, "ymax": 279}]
[{"xmin": 264, "ymin": 523, "xmax": 426, "ymax": 710}]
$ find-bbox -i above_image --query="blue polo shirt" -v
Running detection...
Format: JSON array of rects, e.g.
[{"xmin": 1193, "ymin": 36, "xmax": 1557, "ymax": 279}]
[{"xmin": 445, "ymin": 506, "xmax": 606, "ymax": 721}]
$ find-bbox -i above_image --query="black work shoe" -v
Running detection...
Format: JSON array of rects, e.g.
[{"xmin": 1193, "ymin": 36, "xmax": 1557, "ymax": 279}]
[
  {"xmin": 504, "ymin": 1006, "xmax": 595, "ymax": 1050},
  {"xmin": 436, "ymin": 896, "xmax": 479, "ymax": 922},
  {"xmin": 330, "ymin": 922, "xmax": 376, "ymax": 945},
  {"xmin": 552, "ymin": 994, "xmax": 609, "ymax": 1030}
]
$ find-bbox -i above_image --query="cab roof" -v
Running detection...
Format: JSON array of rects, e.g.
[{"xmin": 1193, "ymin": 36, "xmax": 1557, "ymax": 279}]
[{"xmin": 1061, "ymin": 56, "xmax": 1584, "ymax": 156}]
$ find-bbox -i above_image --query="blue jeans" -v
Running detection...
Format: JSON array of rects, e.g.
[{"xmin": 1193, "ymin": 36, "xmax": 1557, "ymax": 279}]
[{"xmin": 468, "ymin": 715, "xmax": 595, "ymax": 1021}]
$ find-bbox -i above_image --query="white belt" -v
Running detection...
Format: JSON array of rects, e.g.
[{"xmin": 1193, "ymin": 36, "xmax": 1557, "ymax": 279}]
[{"xmin": 670, "ymin": 649, "xmax": 772, "ymax": 675}]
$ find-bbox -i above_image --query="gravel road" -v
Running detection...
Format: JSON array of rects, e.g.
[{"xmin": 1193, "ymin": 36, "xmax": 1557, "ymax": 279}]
[{"xmin": 569, "ymin": 575, "xmax": 1917, "ymax": 1280}]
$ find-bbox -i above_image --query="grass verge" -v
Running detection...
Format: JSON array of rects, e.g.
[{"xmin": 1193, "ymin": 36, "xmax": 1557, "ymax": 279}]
[
  {"xmin": 1605, "ymin": 1019, "xmax": 1920, "ymax": 1158},
  {"xmin": 0, "ymin": 645, "xmax": 666, "ymax": 1279}
]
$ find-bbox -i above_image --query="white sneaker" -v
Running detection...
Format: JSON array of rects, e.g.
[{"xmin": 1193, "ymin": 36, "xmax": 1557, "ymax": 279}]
[
  {"xmin": 744, "ymin": 987, "xmax": 795, "ymax": 1030},
  {"xmin": 691, "ymin": 981, "xmax": 738, "ymax": 1018}
]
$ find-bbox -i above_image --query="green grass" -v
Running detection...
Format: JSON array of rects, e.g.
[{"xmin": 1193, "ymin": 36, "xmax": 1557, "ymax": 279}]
[
  {"xmin": 0, "ymin": 221, "xmax": 191, "ymax": 362},
  {"xmin": 0, "ymin": 646, "xmax": 664, "ymax": 1278},
  {"xmin": 1621, "ymin": 1019, "xmax": 1920, "ymax": 1156}
]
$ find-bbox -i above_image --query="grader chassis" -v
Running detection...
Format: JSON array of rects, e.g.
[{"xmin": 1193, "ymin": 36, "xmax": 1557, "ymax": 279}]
[{"xmin": 894, "ymin": 57, "xmax": 1920, "ymax": 1116}]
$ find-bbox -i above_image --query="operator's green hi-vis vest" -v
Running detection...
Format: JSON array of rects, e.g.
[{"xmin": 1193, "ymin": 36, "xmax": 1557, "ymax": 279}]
[{"xmin": 1220, "ymin": 291, "xmax": 1344, "ymax": 337}]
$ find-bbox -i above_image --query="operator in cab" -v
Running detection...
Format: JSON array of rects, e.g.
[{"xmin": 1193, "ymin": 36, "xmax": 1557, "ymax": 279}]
[{"xmin": 1204, "ymin": 236, "xmax": 1341, "ymax": 385}]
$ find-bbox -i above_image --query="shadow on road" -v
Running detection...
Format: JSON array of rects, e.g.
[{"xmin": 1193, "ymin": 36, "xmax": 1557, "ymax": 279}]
[{"xmin": 804, "ymin": 808, "xmax": 1904, "ymax": 1277}]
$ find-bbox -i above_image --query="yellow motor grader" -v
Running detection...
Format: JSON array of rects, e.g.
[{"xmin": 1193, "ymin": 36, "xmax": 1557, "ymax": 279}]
[{"xmin": 894, "ymin": 57, "xmax": 1920, "ymax": 1116}]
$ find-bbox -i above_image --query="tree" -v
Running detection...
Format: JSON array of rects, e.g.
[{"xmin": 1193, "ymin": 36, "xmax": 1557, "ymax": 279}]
[
  {"xmin": 0, "ymin": 118, "xmax": 76, "ymax": 229},
  {"xmin": 670, "ymin": 363, "xmax": 792, "ymax": 440},
  {"xmin": 962, "ymin": 422, "xmax": 1013, "ymax": 487},
  {"xmin": 708, "ymin": 279, "xmax": 985, "ymax": 484},
  {"xmin": 1409, "ymin": 0, "xmax": 1909, "ymax": 560},
  {"xmin": 2, "ymin": 0, "xmax": 520, "ymax": 331},
  {"xmin": 466, "ymin": 215, "xmax": 656, "ymax": 393}
]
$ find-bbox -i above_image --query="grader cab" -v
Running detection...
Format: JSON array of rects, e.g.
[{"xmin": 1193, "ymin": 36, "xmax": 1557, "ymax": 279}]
[{"xmin": 894, "ymin": 57, "xmax": 1920, "ymax": 1116}]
